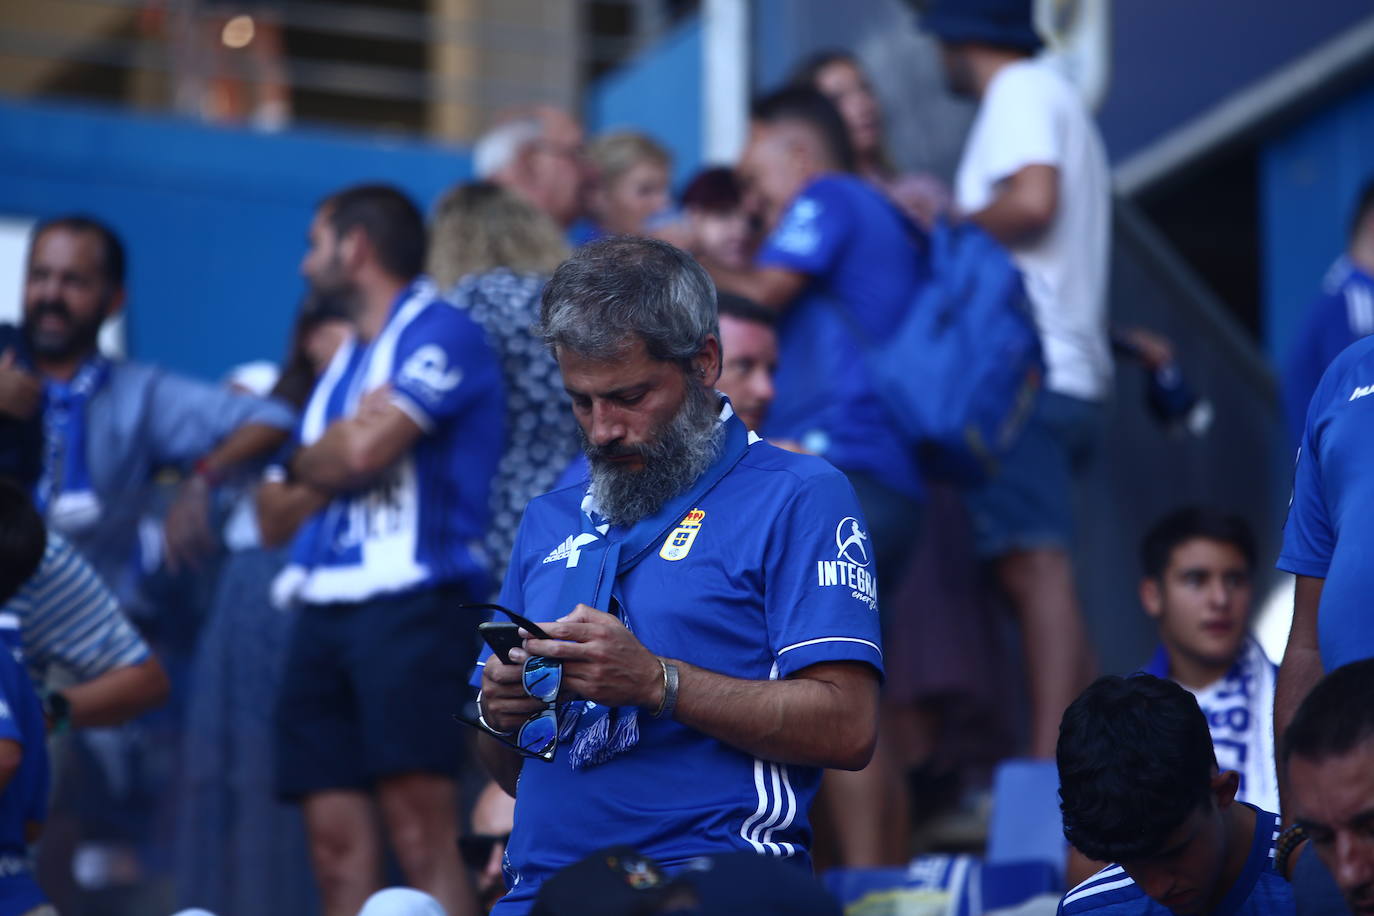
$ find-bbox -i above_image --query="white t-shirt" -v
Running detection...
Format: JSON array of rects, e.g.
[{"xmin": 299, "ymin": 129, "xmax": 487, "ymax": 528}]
[{"xmin": 955, "ymin": 59, "xmax": 1112, "ymax": 402}]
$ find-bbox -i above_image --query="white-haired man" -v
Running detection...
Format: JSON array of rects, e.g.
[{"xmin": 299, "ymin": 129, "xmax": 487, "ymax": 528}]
[{"xmin": 472, "ymin": 106, "xmax": 589, "ymax": 230}]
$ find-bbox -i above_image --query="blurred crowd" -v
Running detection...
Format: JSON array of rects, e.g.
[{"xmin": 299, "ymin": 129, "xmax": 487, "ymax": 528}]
[{"xmin": 2, "ymin": 1, "xmax": 1374, "ymax": 916}]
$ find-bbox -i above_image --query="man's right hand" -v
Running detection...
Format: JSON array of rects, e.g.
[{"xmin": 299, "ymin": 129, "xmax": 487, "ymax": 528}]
[
  {"xmin": 0, "ymin": 349, "xmax": 41, "ymax": 421},
  {"xmin": 479, "ymin": 649, "xmax": 547, "ymax": 735}
]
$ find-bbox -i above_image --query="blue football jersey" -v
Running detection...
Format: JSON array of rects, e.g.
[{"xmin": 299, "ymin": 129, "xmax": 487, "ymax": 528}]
[
  {"xmin": 294, "ymin": 280, "xmax": 505, "ymax": 603},
  {"xmin": 756, "ymin": 173, "xmax": 927, "ymax": 501},
  {"xmin": 1059, "ymin": 808, "xmax": 1290, "ymax": 916},
  {"xmin": 1278, "ymin": 334, "xmax": 1374, "ymax": 671},
  {"xmin": 476, "ymin": 434, "xmax": 884, "ymax": 914}
]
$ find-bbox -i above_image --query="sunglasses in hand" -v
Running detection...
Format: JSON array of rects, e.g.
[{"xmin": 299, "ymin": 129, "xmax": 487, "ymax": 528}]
[{"xmin": 458, "ymin": 603, "xmax": 567, "ymax": 762}]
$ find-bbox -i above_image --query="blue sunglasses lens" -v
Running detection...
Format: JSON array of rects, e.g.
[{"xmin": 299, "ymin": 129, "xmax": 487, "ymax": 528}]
[
  {"xmin": 517, "ymin": 709, "xmax": 558, "ymax": 761},
  {"xmin": 523, "ymin": 656, "xmax": 562, "ymax": 704}
]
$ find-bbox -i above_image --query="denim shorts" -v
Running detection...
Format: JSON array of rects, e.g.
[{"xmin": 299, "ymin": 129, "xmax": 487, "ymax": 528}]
[{"xmin": 964, "ymin": 391, "xmax": 1103, "ymax": 558}]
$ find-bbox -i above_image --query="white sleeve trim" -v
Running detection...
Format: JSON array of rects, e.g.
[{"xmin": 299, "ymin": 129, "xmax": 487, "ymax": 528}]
[
  {"xmin": 777, "ymin": 636, "xmax": 882, "ymax": 658},
  {"xmin": 388, "ymin": 390, "xmax": 435, "ymax": 433}
]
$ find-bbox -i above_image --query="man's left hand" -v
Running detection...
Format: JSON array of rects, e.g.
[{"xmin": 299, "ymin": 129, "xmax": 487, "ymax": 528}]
[
  {"xmin": 163, "ymin": 476, "xmax": 216, "ymax": 573},
  {"xmin": 522, "ymin": 604, "xmax": 664, "ymax": 709}
]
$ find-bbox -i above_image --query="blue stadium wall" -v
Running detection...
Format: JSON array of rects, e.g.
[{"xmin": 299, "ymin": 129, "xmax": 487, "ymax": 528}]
[
  {"xmin": 0, "ymin": 98, "xmax": 470, "ymax": 382},
  {"xmin": 1261, "ymin": 80, "xmax": 1374, "ymax": 363},
  {"xmin": 585, "ymin": 15, "xmax": 703, "ymax": 189}
]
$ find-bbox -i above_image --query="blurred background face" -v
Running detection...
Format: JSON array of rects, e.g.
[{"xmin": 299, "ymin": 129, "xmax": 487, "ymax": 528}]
[
  {"xmin": 688, "ymin": 206, "xmax": 754, "ymax": 270},
  {"xmin": 526, "ymin": 110, "xmax": 588, "ymax": 227},
  {"xmin": 813, "ymin": 58, "xmax": 882, "ymax": 159},
  {"xmin": 22, "ymin": 227, "xmax": 118, "ymax": 362},
  {"xmin": 1142, "ymin": 538, "xmax": 1253, "ymax": 673},
  {"xmin": 468, "ymin": 781, "xmax": 515, "ymax": 912},
  {"xmin": 738, "ymin": 123, "xmax": 811, "ymax": 231},
  {"xmin": 716, "ymin": 314, "xmax": 777, "ymax": 432},
  {"xmin": 299, "ymin": 208, "xmax": 352, "ymax": 299},
  {"xmin": 599, "ymin": 159, "xmax": 670, "ymax": 236}
]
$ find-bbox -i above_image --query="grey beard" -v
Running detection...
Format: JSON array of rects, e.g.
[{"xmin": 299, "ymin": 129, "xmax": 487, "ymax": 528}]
[{"xmin": 581, "ymin": 382, "xmax": 724, "ymax": 528}]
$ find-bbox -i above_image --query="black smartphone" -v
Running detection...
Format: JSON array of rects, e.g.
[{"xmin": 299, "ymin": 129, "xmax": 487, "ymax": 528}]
[{"xmin": 478, "ymin": 622, "xmax": 525, "ymax": 665}]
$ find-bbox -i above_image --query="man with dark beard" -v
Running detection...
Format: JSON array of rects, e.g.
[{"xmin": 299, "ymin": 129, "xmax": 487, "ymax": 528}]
[
  {"xmin": 471, "ymin": 237, "xmax": 884, "ymax": 914},
  {"xmin": 0, "ymin": 215, "xmax": 295, "ymax": 603},
  {"xmin": 262, "ymin": 185, "xmax": 503, "ymax": 916}
]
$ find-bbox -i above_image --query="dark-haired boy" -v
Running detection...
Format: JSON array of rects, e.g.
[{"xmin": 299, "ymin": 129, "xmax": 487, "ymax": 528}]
[
  {"xmin": 1057, "ymin": 675, "xmax": 1293, "ymax": 916},
  {"xmin": 1138, "ymin": 509, "xmax": 1278, "ymax": 813}
]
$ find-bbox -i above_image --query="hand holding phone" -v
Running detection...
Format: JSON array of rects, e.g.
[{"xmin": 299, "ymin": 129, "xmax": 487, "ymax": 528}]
[
  {"xmin": 465, "ymin": 603, "xmax": 551, "ymax": 665},
  {"xmin": 478, "ymin": 622, "xmax": 525, "ymax": 665}
]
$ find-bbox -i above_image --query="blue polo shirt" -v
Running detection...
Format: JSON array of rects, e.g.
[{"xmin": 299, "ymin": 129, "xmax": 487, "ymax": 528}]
[
  {"xmin": 1283, "ymin": 258, "xmax": 1374, "ymax": 446},
  {"xmin": 1059, "ymin": 807, "xmax": 1288, "ymax": 916},
  {"xmin": 295, "ymin": 280, "xmax": 505, "ymax": 604},
  {"xmin": 756, "ymin": 173, "xmax": 927, "ymax": 501},
  {"xmin": 1279, "ymin": 334, "xmax": 1374, "ymax": 671},
  {"xmin": 0, "ymin": 623, "xmax": 49, "ymax": 916},
  {"xmin": 475, "ymin": 438, "xmax": 884, "ymax": 913}
]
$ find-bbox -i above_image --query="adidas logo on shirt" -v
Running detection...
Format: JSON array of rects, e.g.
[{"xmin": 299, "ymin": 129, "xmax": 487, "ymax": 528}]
[
  {"xmin": 542, "ymin": 533, "xmax": 600, "ymax": 566},
  {"xmin": 1350, "ymin": 384, "xmax": 1374, "ymax": 402},
  {"xmin": 543, "ymin": 535, "xmax": 577, "ymax": 564}
]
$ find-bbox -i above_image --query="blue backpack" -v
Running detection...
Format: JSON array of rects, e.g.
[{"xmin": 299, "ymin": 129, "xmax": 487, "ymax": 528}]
[{"xmin": 864, "ymin": 219, "xmax": 1044, "ymax": 485}]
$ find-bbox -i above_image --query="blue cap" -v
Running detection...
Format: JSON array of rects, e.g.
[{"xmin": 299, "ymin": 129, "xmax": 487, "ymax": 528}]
[{"xmin": 921, "ymin": 0, "xmax": 1044, "ymax": 52}]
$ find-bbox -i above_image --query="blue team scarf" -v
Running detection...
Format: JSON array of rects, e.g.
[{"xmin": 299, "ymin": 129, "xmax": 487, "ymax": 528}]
[
  {"xmin": 562, "ymin": 401, "xmax": 750, "ymax": 770},
  {"xmin": 34, "ymin": 355, "xmax": 111, "ymax": 533}
]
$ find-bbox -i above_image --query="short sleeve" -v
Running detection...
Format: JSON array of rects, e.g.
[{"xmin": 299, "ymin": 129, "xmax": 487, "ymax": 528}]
[
  {"xmin": 971, "ymin": 65, "xmax": 1064, "ymax": 185},
  {"xmin": 756, "ymin": 182, "xmax": 853, "ymax": 278},
  {"xmin": 1278, "ymin": 393, "xmax": 1335, "ymax": 579},
  {"xmin": 389, "ymin": 304, "xmax": 501, "ymax": 433},
  {"xmin": 145, "ymin": 370, "xmax": 297, "ymax": 466},
  {"xmin": 16, "ymin": 534, "xmax": 150, "ymax": 681},
  {"xmin": 763, "ymin": 469, "xmax": 884, "ymax": 679}
]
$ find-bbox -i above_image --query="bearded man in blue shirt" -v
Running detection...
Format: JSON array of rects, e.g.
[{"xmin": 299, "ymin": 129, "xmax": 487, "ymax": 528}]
[{"xmin": 473, "ymin": 237, "xmax": 884, "ymax": 914}]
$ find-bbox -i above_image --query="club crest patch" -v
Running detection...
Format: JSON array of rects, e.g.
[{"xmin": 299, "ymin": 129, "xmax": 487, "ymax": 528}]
[{"xmin": 659, "ymin": 508, "xmax": 706, "ymax": 561}]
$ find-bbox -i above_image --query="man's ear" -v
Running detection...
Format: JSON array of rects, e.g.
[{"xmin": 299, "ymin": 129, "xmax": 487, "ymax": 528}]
[
  {"xmin": 1210, "ymin": 769, "xmax": 1240, "ymax": 809},
  {"xmin": 1140, "ymin": 577, "xmax": 1163, "ymax": 620},
  {"xmin": 338, "ymin": 226, "xmax": 368, "ymax": 274},
  {"xmin": 694, "ymin": 334, "xmax": 721, "ymax": 388}
]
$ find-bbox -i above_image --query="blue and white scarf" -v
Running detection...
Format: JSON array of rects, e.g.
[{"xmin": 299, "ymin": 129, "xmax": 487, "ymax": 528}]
[
  {"xmin": 1145, "ymin": 637, "xmax": 1279, "ymax": 812},
  {"xmin": 35, "ymin": 355, "xmax": 111, "ymax": 534},
  {"xmin": 561, "ymin": 400, "xmax": 752, "ymax": 770}
]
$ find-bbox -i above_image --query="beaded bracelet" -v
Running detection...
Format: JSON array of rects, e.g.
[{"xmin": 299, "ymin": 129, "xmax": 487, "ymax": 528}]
[{"xmin": 1275, "ymin": 823, "xmax": 1307, "ymax": 879}]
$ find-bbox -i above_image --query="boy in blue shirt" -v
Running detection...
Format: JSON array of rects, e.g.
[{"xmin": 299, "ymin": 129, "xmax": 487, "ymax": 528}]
[{"xmin": 1057, "ymin": 675, "xmax": 1292, "ymax": 916}]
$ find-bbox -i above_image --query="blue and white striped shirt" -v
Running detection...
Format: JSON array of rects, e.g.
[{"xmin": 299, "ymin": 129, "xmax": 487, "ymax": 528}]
[{"xmin": 0, "ymin": 531, "xmax": 149, "ymax": 682}]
